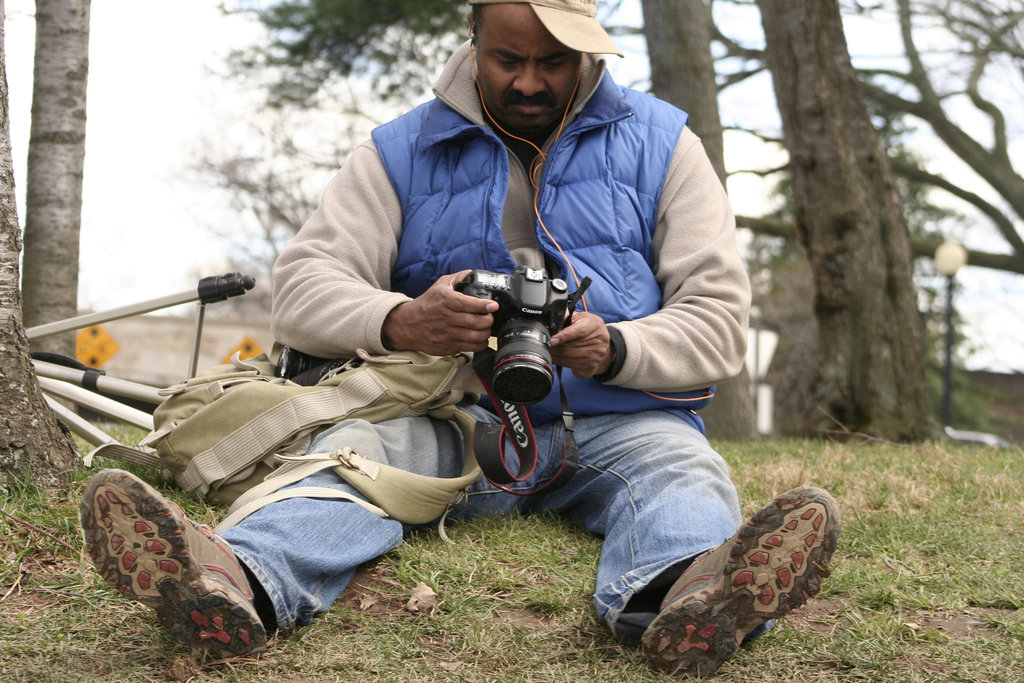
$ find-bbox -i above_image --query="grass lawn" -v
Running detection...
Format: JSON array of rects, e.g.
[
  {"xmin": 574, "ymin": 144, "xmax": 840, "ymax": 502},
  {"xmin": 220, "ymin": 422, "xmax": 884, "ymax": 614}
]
[{"xmin": 2, "ymin": 435, "xmax": 1022, "ymax": 682}]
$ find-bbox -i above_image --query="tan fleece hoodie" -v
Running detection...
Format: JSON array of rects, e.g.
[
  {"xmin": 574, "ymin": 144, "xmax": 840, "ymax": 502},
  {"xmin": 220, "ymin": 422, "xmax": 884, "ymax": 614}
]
[{"xmin": 271, "ymin": 43, "xmax": 750, "ymax": 394}]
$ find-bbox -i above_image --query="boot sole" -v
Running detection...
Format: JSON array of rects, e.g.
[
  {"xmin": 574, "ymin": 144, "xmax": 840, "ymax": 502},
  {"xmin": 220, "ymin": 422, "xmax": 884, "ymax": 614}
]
[
  {"xmin": 642, "ymin": 486, "xmax": 840, "ymax": 676},
  {"xmin": 81, "ymin": 469, "xmax": 266, "ymax": 657}
]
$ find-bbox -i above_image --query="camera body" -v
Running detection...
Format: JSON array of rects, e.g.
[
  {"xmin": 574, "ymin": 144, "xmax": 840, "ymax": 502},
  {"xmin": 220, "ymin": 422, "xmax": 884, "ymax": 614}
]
[{"xmin": 456, "ymin": 266, "xmax": 571, "ymax": 405}]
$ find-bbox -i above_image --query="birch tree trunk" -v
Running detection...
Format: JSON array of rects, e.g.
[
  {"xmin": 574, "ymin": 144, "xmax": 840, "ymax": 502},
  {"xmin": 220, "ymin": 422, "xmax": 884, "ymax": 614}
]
[{"xmin": 20, "ymin": 0, "xmax": 91, "ymax": 357}]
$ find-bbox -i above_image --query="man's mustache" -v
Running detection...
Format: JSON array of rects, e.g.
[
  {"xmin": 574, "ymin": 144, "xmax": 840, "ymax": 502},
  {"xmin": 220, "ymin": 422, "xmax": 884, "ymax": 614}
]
[{"xmin": 502, "ymin": 90, "xmax": 556, "ymax": 108}]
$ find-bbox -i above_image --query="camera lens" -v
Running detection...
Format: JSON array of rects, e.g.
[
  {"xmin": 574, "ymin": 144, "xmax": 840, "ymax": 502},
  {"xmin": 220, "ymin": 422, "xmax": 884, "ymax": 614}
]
[{"xmin": 491, "ymin": 318, "xmax": 554, "ymax": 405}]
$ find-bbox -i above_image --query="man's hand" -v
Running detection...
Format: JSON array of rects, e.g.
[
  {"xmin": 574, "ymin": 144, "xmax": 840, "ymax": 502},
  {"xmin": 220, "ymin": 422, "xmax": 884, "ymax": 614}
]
[
  {"xmin": 550, "ymin": 312, "xmax": 614, "ymax": 379},
  {"xmin": 382, "ymin": 270, "xmax": 498, "ymax": 356}
]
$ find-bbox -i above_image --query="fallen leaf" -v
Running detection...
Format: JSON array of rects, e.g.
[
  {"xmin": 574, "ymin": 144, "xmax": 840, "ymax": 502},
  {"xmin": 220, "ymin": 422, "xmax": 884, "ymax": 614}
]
[{"xmin": 357, "ymin": 595, "xmax": 380, "ymax": 611}]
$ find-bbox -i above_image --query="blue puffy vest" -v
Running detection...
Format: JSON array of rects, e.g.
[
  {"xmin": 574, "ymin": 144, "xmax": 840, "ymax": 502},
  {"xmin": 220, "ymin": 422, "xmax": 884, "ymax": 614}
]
[{"xmin": 372, "ymin": 72, "xmax": 713, "ymax": 431}]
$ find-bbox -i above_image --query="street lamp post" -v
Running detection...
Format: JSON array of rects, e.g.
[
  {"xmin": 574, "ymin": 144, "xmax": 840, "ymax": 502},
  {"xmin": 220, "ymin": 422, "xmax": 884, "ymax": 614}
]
[{"xmin": 934, "ymin": 240, "xmax": 968, "ymax": 427}]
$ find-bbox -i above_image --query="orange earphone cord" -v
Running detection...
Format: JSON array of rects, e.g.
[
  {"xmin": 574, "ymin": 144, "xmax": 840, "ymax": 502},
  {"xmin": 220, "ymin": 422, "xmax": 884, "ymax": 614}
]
[
  {"xmin": 472, "ymin": 52, "xmax": 588, "ymax": 311},
  {"xmin": 471, "ymin": 53, "xmax": 712, "ymax": 404}
]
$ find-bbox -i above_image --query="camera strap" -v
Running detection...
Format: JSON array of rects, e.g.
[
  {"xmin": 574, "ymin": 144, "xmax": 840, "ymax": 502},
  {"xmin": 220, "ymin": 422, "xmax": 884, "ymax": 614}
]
[
  {"xmin": 471, "ymin": 348, "xmax": 580, "ymax": 496},
  {"xmin": 469, "ymin": 276, "xmax": 590, "ymax": 495}
]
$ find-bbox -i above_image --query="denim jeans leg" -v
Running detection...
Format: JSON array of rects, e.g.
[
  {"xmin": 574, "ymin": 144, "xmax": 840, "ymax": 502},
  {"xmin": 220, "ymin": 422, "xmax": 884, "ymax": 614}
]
[
  {"xmin": 458, "ymin": 408, "xmax": 742, "ymax": 641},
  {"xmin": 221, "ymin": 481, "xmax": 403, "ymax": 630},
  {"xmin": 219, "ymin": 414, "xmax": 467, "ymax": 630},
  {"xmin": 220, "ymin": 407, "xmax": 740, "ymax": 640}
]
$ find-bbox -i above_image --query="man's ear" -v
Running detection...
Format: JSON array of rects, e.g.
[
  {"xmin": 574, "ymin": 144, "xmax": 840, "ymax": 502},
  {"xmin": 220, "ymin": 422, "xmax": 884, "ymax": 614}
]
[{"xmin": 467, "ymin": 13, "xmax": 477, "ymax": 44}]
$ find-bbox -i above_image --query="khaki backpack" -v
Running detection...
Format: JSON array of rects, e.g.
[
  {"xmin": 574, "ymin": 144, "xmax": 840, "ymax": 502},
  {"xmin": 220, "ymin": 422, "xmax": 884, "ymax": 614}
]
[{"xmin": 89, "ymin": 349, "xmax": 485, "ymax": 532}]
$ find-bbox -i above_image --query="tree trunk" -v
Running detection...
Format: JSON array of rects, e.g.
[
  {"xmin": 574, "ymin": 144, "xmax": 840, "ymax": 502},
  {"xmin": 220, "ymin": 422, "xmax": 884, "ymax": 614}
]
[
  {"xmin": 642, "ymin": 0, "xmax": 757, "ymax": 440},
  {"xmin": 20, "ymin": 0, "xmax": 91, "ymax": 357},
  {"xmin": 757, "ymin": 0, "xmax": 935, "ymax": 440},
  {"xmin": 0, "ymin": 0, "xmax": 79, "ymax": 490}
]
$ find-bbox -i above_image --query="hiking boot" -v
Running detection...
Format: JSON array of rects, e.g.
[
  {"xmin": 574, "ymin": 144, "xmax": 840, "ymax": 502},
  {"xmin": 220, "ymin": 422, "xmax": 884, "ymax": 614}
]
[
  {"xmin": 81, "ymin": 468, "xmax": 267, "ymax": 658},
  {"xmin": 641, "ymin": 486, "xmax": 840, "ymax": 677}
]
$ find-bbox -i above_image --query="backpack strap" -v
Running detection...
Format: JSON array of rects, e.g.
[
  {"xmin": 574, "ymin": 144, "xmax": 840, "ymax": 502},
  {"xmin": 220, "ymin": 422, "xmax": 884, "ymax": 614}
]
[
  {"xmin": 214, "ymin": 405, "xmax": 483, "ymax": 530},
  {"xmin": 214, "ymin": 451, "xmax": 388, "ymax": 532},
  {"xmin": 176, "ymin": 370, "xmax": 388, "ymax": 497},
  {"xmin": 83, "ymin": 442, "xmax": 162, "ymax": 469}
]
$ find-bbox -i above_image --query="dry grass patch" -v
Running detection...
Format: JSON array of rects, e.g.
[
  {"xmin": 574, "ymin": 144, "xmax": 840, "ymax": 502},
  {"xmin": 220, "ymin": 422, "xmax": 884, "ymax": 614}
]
[{"xmin": 2, "ymin": 439, "xmax": 1023, "ymax": 682}]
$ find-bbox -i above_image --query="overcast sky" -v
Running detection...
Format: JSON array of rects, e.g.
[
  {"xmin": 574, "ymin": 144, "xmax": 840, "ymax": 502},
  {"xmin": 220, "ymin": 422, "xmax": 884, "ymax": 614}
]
[
  {"xmin": 5, "ymin": 1, "xmax": 1022, "ymax": 373},
  {"xmin": 6, "ymin": 1, "xmax": 261, "ymax": 314}
]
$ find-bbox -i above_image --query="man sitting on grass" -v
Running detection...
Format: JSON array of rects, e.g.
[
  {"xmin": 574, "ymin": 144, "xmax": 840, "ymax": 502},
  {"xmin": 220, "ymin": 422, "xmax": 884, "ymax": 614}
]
[{"xmin": 80, "ymin": 1, "xmax": 840, "ymax": 676}]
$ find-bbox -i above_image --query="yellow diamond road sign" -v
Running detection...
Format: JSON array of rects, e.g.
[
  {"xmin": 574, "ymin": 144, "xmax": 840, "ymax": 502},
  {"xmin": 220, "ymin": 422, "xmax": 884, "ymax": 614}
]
[
  {"xmin": 223, "ymin": 336, "xmax": 263, "ymax": 364},
  {"xmin": 76, "ymin": 325, "xmax": 120, "ymax": 368}
]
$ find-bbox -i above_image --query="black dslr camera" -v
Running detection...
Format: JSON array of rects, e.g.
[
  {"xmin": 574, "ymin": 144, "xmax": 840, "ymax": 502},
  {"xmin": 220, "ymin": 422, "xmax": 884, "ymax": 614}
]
[{"xmin": 456, "ymin": 266, "xmax": 574, "ymax": 405}]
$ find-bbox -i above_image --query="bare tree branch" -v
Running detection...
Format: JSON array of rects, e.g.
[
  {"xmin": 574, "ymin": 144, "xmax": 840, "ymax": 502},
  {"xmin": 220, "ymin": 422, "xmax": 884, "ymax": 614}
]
[{"xmin": 736, "ymin": 214, "xmax": 1024, "ymax": 275}]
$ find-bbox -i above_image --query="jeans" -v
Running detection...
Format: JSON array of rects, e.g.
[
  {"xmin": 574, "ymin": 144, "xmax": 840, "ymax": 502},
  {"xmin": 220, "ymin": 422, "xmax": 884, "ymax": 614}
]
[{"xmin": 220, "ymin": 404, "xmax": 742, "ymax": 641}]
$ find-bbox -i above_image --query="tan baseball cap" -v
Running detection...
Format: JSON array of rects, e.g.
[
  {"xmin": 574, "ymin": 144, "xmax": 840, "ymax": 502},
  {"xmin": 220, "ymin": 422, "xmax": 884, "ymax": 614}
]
[{"xmin": 471, "ymin": 0, "xmax": 624, "ymax": 56}]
